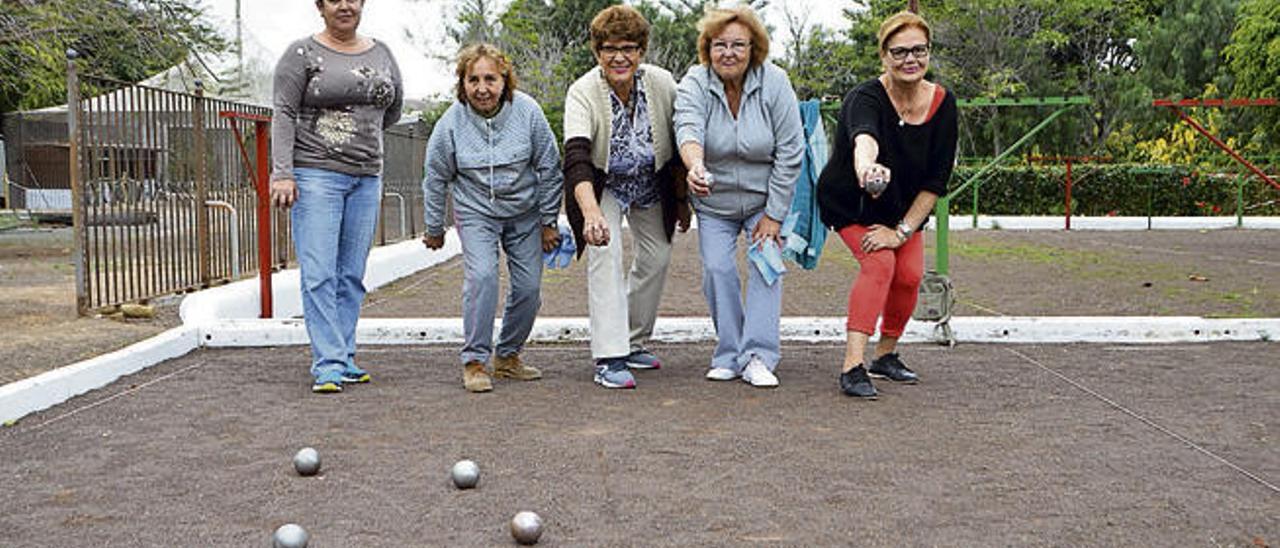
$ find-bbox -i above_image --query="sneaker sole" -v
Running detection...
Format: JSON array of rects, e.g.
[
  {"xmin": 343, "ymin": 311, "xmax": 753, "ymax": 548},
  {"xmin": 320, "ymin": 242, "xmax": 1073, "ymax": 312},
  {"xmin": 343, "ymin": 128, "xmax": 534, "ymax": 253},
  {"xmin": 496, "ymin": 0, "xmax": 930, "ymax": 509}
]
[
  {"xmin": 867, "ymin": 372, "xmax": 919, "ymax": 384},
  {"xmin": 312, "ymin": 382, "xmax": 343, "ymax": 393},
  {"xmin": 594, "ymin": 377, "xmax": 636, "ymax": 389},
  {"xmin": 342, "ymin": 373, "xmax": 371, "ymax": 383},
  {"xmin": 626, "ymin": 362, "xmax": 661, "ymax": 370}
]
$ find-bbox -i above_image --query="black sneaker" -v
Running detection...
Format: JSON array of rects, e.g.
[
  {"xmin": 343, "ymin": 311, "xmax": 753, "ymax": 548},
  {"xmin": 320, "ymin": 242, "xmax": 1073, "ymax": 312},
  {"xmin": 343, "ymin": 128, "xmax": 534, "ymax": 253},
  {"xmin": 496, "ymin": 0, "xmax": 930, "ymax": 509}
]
[
  {"xmin": 868, "ymin": 353, "xmax": 919, "ymax": 384},
  {"xmin": 840, "ymin": 365, "xmax": 877, "ymax": 399}
]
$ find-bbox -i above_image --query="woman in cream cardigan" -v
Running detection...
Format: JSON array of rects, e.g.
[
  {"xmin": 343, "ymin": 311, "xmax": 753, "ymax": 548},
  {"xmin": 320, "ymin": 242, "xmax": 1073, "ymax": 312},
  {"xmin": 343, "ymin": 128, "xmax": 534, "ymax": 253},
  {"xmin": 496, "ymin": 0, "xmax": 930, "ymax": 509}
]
[{"xmin": 563, "ymin": 4, "xmax": 690, "ymax": 389}]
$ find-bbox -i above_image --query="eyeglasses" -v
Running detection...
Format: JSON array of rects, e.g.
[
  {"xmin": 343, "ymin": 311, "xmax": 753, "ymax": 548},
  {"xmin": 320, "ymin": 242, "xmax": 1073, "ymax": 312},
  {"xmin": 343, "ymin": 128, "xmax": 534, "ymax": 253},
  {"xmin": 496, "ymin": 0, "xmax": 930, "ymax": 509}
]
[
  {"xmin": 598, "ymin": 44, "xmax": 642, "ymax": 58},
  {"xmin": 887, "ymin": 44, "xmax": 929, "ymax": 61},
  {"xmin": 711, "ymin": 41, "xmax": 751, "ymax": 54}
]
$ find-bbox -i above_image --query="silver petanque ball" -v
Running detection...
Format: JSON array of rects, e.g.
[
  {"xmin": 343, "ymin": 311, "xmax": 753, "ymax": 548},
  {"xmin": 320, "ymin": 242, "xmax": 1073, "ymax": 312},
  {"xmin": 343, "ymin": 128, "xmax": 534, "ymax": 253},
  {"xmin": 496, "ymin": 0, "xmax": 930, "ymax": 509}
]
[
  {"xmin": 451, "ymin": 459, "xmax": 480, "ymax": 489},
  {"xmin": 272, "ymin": 523, "xmax": 309, "ymax": 548},
  {"xmin": 292, "ymin": 447, "xmax": 321, "ymax": 477},
  {"xmin": 510, "ymin": 511, "xmax": 543, "ymax": 545},
  {"xmin": 865, "ymin": 175, "xmax": 888, "ymax": 196}
]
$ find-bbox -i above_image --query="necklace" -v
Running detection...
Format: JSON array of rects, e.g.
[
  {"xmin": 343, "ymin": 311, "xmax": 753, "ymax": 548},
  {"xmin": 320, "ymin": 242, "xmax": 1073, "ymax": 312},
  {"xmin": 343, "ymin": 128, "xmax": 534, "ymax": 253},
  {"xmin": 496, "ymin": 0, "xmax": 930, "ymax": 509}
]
[{"xmin": 886, "ymin": 79, "xmax": 926, "ymax": 126}]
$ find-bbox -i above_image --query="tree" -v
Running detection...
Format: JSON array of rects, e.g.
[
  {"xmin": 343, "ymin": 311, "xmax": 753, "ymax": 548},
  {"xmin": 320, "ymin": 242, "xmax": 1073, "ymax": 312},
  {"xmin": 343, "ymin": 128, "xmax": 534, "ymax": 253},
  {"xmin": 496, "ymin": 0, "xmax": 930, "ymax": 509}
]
[
  {"xmin": 1223, "ymin": 0, "xmax": 1280, "ymax": 149},
  {"xmin": 0, "ymin": 0, "xmax": 225, "ymax": 114}
]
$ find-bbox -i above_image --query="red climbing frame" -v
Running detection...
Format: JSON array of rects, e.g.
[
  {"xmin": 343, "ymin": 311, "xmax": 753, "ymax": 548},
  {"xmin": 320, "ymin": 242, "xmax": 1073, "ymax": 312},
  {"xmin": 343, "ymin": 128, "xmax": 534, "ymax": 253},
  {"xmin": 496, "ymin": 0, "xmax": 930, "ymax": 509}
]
[{"xmin": 1152, "ymin": 98, "xmax": 1278, "ymax": 192}]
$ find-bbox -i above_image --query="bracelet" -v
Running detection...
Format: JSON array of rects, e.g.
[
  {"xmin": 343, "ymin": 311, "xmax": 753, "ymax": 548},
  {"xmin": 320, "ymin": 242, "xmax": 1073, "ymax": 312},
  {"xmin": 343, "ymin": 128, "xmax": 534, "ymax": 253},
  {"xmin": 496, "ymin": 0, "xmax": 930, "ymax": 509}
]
[{"xmin": 896, "ymin": 221, "xmax": 914, "ymax": 239}]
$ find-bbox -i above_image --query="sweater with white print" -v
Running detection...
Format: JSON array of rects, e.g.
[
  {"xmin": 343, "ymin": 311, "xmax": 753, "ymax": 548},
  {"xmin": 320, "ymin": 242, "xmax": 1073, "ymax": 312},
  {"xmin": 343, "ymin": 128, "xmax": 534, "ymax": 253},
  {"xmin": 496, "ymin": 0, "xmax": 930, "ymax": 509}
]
[{"xmin": 422, "ymin": 91, "xmax": 563, "ymax": 236}]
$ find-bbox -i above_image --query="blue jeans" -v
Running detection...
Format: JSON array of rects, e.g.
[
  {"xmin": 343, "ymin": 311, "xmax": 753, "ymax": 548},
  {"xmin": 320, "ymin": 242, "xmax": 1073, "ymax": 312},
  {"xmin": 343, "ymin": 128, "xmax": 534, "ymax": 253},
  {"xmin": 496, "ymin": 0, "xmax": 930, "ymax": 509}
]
[
  {"xmin": 291, "ymin": 167, "xmax": 382, "ymax": 377},
  {"xmin": 697, "ymin": 210, "xmax": 783, "ymax": 372},
  {"xmin": 455, "ymin": 208, "xmax": 544, "ymax": 366}
]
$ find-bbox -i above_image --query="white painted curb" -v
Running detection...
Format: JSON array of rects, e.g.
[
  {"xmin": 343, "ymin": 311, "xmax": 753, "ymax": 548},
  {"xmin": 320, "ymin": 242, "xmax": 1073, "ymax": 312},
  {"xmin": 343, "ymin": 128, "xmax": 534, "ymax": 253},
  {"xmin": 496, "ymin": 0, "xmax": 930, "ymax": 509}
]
[
  {"xmin": 927, "ymin": 216, "xmax": 1280, "ymax": 231},
  {"xmin": 0, "ymin": 326, "xmax": 199, "ymax": 424},
  {"xmin": 198, "ymin": 316, "xmax": 1280, "ymax": 347},
  {"xmin": 179, "ymin": 233, "xmax": 461, "ymax": 323}
]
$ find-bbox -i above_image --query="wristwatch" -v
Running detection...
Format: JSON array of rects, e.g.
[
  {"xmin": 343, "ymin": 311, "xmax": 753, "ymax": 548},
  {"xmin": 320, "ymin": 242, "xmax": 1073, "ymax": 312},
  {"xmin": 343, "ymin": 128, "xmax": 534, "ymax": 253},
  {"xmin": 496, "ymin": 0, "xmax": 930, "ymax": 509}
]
[{"xmin": 895, "ymin": 221, "xmax": 914, "ymax": 241}]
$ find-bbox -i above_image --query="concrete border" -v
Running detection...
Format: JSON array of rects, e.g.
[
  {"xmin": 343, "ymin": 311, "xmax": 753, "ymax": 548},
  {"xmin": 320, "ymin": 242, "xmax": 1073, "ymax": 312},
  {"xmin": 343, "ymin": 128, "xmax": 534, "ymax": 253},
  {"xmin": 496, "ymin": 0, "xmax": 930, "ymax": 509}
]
[
  {"xmin": 926, "ymin": 216, "xmax": 1280, "ymax": 231},
  {"xmin": 179, "ymin": 235, "xmax": 462, "ymax": 323},
  {"xmin": 0, "ymin": 326, "xmax": 199, "ymax": 423},
  {"xmin": 200, "ymin": 316, "xmax": 1280, "ymax": 347}
]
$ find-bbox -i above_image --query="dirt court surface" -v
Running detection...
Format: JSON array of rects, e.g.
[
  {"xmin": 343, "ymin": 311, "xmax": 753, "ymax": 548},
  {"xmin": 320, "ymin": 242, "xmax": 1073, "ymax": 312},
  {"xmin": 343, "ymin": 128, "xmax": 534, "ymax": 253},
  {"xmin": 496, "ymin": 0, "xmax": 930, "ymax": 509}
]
[
  {"xmin": 0, "ymin": 227, "xmax": 180, "ymax": 386},
  {"xmin": 365, "ymin": 227, "xmax": 1280, "ymax": 319},
  {"xmin": 0, "ymin": 341, "xmax": 1275, "ymax": 546}
]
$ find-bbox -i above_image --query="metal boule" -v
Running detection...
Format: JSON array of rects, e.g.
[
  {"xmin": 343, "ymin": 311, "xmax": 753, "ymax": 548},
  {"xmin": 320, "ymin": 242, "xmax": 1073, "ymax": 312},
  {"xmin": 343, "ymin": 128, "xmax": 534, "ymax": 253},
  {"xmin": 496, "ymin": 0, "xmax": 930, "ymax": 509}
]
[
  {"xmin": 272, "ymin": 523, "xmax": 309, "ymax": 548},
  {"xmin": 451, "ymin": 459, "xmax": 480, "ymax": 489},
  {"xmin": 293, "ymin": 447, "xmax": 321, "ymax": 477},
  {"xmin": 510, "ymin": 511, "xmax": 543, "ymax": 545}
]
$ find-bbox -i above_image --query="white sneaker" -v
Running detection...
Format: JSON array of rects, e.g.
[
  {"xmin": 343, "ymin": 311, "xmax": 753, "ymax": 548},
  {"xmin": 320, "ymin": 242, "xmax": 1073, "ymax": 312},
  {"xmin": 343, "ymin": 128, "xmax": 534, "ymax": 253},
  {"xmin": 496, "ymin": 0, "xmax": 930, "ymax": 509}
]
[
  {"xmin": 741, "ymin": 357, "xmax": 779, "ymax": 388},
  {"xmin": 705, "ymin": 367, "xmax": 740, "ymax": 381}
]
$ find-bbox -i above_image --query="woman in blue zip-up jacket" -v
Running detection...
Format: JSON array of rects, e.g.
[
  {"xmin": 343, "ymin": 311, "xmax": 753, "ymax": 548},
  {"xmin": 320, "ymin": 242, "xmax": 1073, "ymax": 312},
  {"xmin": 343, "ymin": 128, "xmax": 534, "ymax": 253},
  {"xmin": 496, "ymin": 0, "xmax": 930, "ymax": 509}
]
[
  {"xmin": 674, "ymin": 6, "xmax": 804, "ymax": 388},
  {"xmin": 421, "ymin": 43, "xmax": 564, "ymax": 393}
]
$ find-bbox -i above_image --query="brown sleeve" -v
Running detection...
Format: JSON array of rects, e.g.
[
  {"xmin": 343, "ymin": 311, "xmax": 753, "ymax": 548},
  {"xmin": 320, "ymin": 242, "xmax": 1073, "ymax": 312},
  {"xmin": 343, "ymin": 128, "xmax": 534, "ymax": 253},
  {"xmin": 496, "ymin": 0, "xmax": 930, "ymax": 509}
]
[{"xmin": 562, "ymin": 137, "xmax": 600, "ymax": 259}]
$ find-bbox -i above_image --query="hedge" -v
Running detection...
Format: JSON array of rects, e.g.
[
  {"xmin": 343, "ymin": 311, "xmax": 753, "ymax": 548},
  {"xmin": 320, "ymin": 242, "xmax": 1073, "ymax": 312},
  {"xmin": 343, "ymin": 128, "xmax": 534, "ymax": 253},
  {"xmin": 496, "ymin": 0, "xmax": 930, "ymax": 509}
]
[{"xmin": 945, "ymin": 164, "xmax": 1280, "ymax": 216}]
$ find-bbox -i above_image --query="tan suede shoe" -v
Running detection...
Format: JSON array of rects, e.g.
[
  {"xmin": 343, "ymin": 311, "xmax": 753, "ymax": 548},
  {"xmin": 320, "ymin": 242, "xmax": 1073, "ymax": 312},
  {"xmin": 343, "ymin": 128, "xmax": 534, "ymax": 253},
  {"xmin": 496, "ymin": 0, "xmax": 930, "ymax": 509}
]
[
  {"xmin": 492, "ymin": 353, "xmax": 542, "ymax": 381},
  {"xmin": 463, "ymin": 361, "xmax": 493, "ymax": 392}
]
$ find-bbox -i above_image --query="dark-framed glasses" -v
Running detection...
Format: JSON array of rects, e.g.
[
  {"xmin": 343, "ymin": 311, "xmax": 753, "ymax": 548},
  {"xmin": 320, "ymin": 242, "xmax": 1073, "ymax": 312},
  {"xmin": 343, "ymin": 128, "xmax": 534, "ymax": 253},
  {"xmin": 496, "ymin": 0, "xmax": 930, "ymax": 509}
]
[{"xmin": 888, "ymin": 44, "xmax": 930, "ymax": 61}]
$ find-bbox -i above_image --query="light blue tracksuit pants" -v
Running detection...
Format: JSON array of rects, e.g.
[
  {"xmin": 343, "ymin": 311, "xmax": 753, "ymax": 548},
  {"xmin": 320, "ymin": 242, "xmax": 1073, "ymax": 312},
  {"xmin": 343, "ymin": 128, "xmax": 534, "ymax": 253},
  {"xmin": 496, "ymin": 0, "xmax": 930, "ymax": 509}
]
[
  {"xmin": 696, "ymin": 210, "xmax": 783, "ymax": 373},
  {"xmin": 291, "ymin": 167, "xmax": 382, "ymax": 378},
  {"xmin": 455, "ymin": 208, "xmax": 544, "ymax": 366}
]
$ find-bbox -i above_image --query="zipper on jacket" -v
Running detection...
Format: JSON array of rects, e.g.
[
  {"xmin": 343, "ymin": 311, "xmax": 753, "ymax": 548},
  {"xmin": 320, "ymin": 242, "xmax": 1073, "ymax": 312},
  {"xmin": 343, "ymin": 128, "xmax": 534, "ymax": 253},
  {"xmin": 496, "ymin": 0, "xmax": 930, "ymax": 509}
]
[{"xmin": 486, "ymin": 118, "xmax": 496, "ymax": 204}]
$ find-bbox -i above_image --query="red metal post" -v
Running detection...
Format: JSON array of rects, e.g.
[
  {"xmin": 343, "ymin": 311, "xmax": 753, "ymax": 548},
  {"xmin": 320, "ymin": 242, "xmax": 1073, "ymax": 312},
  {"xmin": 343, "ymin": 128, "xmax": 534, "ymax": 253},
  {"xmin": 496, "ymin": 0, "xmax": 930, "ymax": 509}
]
[
  {"xmin": 1064, "ymin": 159, "xmax": 1073, "ymax": 230},
  {"xmin": 1169, "ymin": 107, "xmax": 1279, "ymax": 192},
  {"xmin": 254, "ymin": 120, "xmax": 273, "ymax": 318}
]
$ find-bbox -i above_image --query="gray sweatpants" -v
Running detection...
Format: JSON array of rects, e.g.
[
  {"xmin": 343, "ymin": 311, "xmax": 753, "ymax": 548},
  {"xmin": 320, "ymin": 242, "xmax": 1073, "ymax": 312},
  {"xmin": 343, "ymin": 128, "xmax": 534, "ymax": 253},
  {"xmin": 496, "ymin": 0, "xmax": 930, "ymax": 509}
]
[{"xmin": 455, "ymin": 208, "xmax": 544, "ymax": 366}]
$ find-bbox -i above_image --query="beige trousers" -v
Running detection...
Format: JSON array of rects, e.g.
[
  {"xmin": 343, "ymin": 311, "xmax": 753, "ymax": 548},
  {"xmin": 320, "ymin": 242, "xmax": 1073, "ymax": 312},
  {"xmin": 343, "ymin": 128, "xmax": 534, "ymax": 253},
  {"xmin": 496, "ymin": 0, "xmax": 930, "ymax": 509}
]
[{"xmin": 586, "ymin": 191, "xmax": 672, "ymax": 359}]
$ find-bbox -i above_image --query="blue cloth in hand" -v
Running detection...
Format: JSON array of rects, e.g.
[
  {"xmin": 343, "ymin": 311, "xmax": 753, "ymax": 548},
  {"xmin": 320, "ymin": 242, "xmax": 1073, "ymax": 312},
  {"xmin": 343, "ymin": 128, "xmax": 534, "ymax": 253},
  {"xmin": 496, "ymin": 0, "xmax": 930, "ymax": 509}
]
[
  {"xmin": 543, "ymin": 223, "xmax": 576, "ymax": 269},
  {"xmin": 747, "ymin": 238, "xmax": 787, "ymax": 286}
]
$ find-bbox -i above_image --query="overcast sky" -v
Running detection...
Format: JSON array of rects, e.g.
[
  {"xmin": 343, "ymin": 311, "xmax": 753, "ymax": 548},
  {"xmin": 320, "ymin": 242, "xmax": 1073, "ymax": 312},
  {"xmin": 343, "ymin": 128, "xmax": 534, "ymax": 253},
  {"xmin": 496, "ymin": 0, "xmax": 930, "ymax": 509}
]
[{"xmin": 202, "ymin": 0, "xmax": 856, "ymax": 101}]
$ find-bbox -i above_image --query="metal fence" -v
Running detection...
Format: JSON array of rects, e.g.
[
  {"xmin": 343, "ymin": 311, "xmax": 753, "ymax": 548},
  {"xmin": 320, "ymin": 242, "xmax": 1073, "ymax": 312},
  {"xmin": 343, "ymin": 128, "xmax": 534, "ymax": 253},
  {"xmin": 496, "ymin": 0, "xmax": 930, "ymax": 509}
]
[{"xmin": 67, "ymin": 60, "xmax": 427, "ymax": 314}]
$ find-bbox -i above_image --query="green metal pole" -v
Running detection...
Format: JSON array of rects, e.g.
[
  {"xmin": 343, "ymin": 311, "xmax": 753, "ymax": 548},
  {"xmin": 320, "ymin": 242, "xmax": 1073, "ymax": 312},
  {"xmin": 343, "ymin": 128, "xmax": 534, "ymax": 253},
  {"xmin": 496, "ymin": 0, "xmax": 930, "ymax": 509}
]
[
  {"xmin": 935, "ymin": 197, "xmax": 950, "ymax": 275},
  {"xmin": 1152, "ymin": 172, "xmax": 1162, "ymax": 229},
  {"xmin": 971, "ymin": 183, "xmax": 979, "ymax": 228},
  {"xmin": 1236, "ymin": 173, "xmax": 1244, "ymax": 228}
]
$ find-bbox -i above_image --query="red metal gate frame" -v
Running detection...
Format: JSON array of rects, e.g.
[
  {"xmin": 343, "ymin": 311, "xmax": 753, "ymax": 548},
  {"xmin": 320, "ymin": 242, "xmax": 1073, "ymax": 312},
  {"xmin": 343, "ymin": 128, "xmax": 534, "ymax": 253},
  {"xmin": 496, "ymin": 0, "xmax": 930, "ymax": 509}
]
[
  {"xmin": 1026, "ymin": 155, "xmax": 1111, "ymax": 230},
  {"xmin": 218, "ymin": 111, "xmax": 273, "ymax": 318}
]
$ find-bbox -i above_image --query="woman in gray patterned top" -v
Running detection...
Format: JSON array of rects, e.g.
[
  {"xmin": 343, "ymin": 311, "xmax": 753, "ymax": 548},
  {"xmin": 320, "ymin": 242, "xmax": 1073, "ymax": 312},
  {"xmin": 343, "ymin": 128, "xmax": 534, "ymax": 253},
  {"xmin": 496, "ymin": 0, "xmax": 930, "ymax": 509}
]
[{"xmin": 270, "ymin": 0, "xmax": 403, "ymax": 394}]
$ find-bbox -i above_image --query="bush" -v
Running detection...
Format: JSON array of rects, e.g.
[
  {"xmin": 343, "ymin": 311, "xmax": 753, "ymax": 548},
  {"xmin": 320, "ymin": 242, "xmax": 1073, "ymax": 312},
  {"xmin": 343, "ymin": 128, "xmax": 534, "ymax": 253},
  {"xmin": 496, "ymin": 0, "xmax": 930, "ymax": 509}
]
[{"xmin": 947, "ymin": 164, "xmax": 1280, "ymax": 216}]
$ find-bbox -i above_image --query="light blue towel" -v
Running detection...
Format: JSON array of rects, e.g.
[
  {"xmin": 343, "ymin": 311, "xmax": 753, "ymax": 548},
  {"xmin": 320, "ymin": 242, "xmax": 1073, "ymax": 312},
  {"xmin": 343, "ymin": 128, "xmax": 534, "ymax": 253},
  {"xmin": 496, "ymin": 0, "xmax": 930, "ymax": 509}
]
[
  {"xmin": 748, "ymin": 238, "xmax": 787, "ymax": 286},
  {"xmin": 780, "ymin": 99, "xmax": 829, "ymax": 270},
  {"xmin": 543, "ymin": 223, "xmax": 576, "ymax": 269}
]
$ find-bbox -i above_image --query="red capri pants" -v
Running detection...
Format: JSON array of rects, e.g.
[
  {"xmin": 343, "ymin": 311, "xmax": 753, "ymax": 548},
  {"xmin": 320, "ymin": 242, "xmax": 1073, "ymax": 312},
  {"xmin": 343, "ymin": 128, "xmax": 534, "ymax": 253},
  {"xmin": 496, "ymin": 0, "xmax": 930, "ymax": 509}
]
[{"xmin": 837, "ymin": 224, "xmax": 924, "ymax": 337}]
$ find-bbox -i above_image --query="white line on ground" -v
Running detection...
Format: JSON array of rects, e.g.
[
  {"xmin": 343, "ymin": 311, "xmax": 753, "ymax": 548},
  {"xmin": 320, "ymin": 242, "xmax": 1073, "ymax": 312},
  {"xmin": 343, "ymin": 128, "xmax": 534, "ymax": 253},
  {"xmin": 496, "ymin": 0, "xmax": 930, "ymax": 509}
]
[{"xmin": 1007, "ymin": 348, "xmax": 1280, "ymax": 496}]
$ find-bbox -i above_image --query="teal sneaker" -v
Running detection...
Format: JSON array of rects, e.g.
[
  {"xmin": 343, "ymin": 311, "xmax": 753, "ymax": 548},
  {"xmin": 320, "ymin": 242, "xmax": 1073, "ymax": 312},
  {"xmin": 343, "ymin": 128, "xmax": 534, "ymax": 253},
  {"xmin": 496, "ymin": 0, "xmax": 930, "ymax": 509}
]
[
  {"xmin": 312, "ymin": 370, "xmax": 344, "ymax": 393},
  {"xmin": 342, "ymin": 363, "xmax": 371, "ymax": 384}
]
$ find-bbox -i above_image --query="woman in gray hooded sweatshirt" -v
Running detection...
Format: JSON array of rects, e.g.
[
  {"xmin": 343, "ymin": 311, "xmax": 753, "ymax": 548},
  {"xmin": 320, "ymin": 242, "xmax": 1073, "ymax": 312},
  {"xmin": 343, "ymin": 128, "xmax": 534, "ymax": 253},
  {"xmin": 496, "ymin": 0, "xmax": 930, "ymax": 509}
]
[{"xmin": 422, "ymin": 43, "xmax": 564, "ymax": 393}]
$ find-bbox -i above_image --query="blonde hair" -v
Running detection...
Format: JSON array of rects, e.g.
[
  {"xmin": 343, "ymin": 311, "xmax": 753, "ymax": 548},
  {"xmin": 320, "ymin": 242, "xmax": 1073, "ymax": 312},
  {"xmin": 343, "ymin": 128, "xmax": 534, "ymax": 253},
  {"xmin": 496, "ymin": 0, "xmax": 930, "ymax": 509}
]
[
  {"xmin": 877, "ymin": 11, "xmax": 931, "ymax": 53},
  {"xmin": 695, "ymin": 5, "xmax": 769, "ymax": 68},
  {"xmin": 454, "ymin": 43, "xmax": 517, "ymax": 106}
]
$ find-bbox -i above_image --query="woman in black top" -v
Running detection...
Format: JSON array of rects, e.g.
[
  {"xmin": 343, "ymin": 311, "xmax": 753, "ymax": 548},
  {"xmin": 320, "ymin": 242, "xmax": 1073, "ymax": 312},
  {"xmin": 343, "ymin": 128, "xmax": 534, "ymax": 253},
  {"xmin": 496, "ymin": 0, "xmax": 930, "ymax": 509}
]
[{"xmin": 816, "ymin": 10, "xmax": 957, "ymax": 399}]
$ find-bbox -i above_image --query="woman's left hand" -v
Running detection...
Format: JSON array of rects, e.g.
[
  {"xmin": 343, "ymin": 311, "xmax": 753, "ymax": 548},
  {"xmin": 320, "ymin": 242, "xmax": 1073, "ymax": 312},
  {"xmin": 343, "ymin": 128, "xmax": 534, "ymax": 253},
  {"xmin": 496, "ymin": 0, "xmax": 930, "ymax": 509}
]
[
  {"xmin": 676, "ymin": 201, "xmax": 692, "ymax": 233},
  {"xmin": 541, "ymin": 226, "xmax": 560, "ymax": 252},
  {"xmin": 752, "ymin": 215, "xmax": 782, "ymax": 245},
  {"xmin": 860, "ymin": 224, "xmax": 903, "ymax": 253}
]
